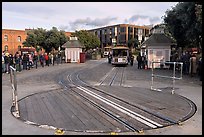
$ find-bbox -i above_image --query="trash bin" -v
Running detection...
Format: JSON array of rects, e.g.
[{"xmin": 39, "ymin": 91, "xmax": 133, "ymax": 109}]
[{"xmin": 80, "ymin": 52, "xmax": 86, "ymax": 63}]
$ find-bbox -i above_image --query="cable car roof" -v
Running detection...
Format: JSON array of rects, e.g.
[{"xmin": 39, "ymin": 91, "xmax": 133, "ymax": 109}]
[{"xmin": 112, "ymin": 46, "xmax": 129, "ymax": 50}]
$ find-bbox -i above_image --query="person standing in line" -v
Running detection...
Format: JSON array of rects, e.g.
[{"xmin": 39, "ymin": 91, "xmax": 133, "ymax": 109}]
[
  {"xmin": 189, "ymin": 54, "xmax": 197, "ymax": 77},
  {"xmin": 2, "ymin": 52, "xmax": 5, "ymax": 73},
  {"xmin": 39, "ymin": 53, "xmax": 45, "ymax": 67},
  {"xmin": 22, "ymin": 54, "xmax": 27, "ymax": 70},
  {"xmin": 108, "ymin": 51, "xmax": 112, "ymax": 64},
  {"xmin": 51, "ymin": 53, "xmax": 54, "ymax": 66},
  {"xmin": 48, "ymin": 53, "xmax": 52, "ymax": 65},
  {"xmin": 26, "ymin": 54, "xmax": 31, "ymax": 70},
  {"xmin": 185, "ymin": 51, "xmax": 191, "ymax": 74},
  {"xmin": 44, "ymin": 53, "xmax": 49, "ymax": 66},
  {"xmin": 15, "ymin": 52, "xmax": 22, "ymax": 72},
  {"xmin": 9, "ymin": 54, "xmax": 14, "ymax": 68},
  {"xmin": 136, "ymin": 54, "xmax": 142, "ymax": 69},
  {"xmin": 33, "ymin": 52, "xmax": 38, "ymax": 69},
  {"xmin": 57, "ymin": 54, "xmax": 60, "ymax": 65},
  {"xmin": 130, "ymin": 55, "xmax": 134, "ymax": 66},
  {"xmin": 4, "ymin": 52, "xmax": 10, "ymax": 73},
  {"xmin": 28, "ymin": 53, "xmax": 33, "ymax": 69}
]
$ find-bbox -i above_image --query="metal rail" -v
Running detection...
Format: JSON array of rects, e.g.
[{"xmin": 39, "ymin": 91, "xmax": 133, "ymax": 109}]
[
  {"xmin": 76, "ymin": 67, "xmax": 181, "ymax": 125},
  {"xmin": 65, "ymin": 73, "xmax": 143, "ymax": 133},
  {"xmin": 151, "ymin": 61, "xmax": 183, "ymax": 94},
  {"xmin": 9, "ymin": 66, "xmax": 20, "ymax": 118},
  {"xmin": 55, "ymin": 66, "xmax": 185, "ymax": 133}
]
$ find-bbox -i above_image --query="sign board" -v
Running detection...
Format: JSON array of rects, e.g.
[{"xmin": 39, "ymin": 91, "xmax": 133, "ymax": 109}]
[
  {"xmin": 112, "ymin": 38, "xmax": 116, "ymax": 43},
  {"xmin": 70, "ymin": 37, "xmax": 78, "ymax": 40},
  {"xmin": 138, "ymin": 35, "xmax": 142, "ymax": 41}
]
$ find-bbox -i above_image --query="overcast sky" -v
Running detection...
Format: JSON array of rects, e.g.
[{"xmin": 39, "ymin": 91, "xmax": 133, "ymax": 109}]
[{"xmin": 2, "ymin": 2, "xmax": 178, "ymax": 32}]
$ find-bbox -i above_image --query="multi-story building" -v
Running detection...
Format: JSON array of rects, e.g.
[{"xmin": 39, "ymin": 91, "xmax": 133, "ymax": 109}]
[
  {"xmin": 2, "ymin": 29, "xmax": 72, "ymax": 55},
  {"xmin": 88, "ymin": 24, "xmax": 152, "ymax": 49},
  {"xmin": 2, "ymin": 29, "xmax": 29, "ymax": 55}
]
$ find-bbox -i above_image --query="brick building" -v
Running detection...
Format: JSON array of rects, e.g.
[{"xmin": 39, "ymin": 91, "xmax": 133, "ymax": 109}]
[{"xmin": 2, "ymin": 29, "xmax": 28, "ymax": 55}]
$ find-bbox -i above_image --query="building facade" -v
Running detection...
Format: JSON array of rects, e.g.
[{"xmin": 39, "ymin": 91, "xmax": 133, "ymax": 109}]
[
  {"xmin": 2, "ymin": 29, "xmax": 72, "ymax": 55},
  {"xmin": 62, "ymin": 37, "xmax": 83, "ymax": 63},
  {"xmin": 88, "ymin": 24, "xmax": 152, "ymax": 49},
  {"xmin": 2, "ymin": 29, "xmax": 29, "ymax": 55}
]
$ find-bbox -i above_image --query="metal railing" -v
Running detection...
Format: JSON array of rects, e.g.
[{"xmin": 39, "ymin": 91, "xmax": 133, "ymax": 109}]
[
  {"xmin": 151, "ymin": 61, "xmax": 183, "ymax": 94},
  {"xmin": 9, "ymin": 66, "xmax": 20, "ymax": 118}
]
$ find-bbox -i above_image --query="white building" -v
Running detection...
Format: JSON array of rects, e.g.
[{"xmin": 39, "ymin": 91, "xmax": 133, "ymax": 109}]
[
  {"xmin": 141, "ymin": 24, "xmax": 176, "ymax": 68},
  {"xmin": 62, "ymin": 37, "xmax": 84, "ymax": 63}
]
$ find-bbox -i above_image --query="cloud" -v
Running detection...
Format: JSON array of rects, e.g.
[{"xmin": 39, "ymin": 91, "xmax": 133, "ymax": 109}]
[
  {"xmin": 129, "ymin": 15, "xmax": 149, "ymax": 22},
  {"xmin": 3, "ymin": 2, "xmax": 178, "ymax": 31},
  {"xmin": 3, "ymin": 2, "xmax": 55, "ymax": 17},
  {"xmin": 67, "ymin": 16, "xmax": 118, "ymax": 31},
  {"xmin": 124, "ymin": 14, "xmax": 161, "ymax": 25},
  {"xmin": 58, "ymin": 25, "xmax": 70, "ymax": 31},
  {"xmin": 149, "ymin": 17, "xmax": 161, "ymax": 24}
]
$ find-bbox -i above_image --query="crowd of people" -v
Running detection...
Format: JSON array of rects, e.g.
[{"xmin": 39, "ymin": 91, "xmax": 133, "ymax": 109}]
[
  {"xmin": 2, "ymin": 51, "xmax": 63, "ymax": 74},
  {"xmin": 2, "ymin": 50, "xmax": 202, "ymax": 82},
  {"xmin": 135, "ymin": 51, "xmax": 202, "ymax": 81},
  {"xmin": 171, "ymin": 51, "xmax": 202, "ymax": 80},
  {"xmin": 136, "ymin": 54, "xmax": 147, "ymax": 69}
]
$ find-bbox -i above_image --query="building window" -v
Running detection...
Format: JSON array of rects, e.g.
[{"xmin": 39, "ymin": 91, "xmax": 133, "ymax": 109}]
[
  {"xmin": 120, "ymin": 27, "xmax": 126, "ymax": 33},
  {"xmin": 17, "ymin": 36, "xmax": 21, "ymax": 42},
  {"xmin": 4, "ymin": 45, "xmax": 8, "ymax": 51},
  {"xmin": 138, "ymin": 28, "xmax": 143, "ymax": 35},
  {"xmin": 128, "ymin": 27, "xmax": 133, "ymax": 33},
  {"xmin": 4, "ymin": 35, "xmax": 8, "ymax": 41}
]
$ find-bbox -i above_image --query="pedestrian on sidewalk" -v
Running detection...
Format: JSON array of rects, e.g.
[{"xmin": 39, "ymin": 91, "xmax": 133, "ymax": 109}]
[{"xmin": 136, "ymin": 54, "xmax": 142, "ymax": 69}]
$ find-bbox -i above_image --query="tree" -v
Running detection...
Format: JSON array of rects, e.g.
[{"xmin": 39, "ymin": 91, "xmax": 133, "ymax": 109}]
[
  {"xmin": 59, "ymin": 30, "xmax": 69, "ymax": 50},
  {"xmin": 23, "ymin": 27, "xmax": 69, "ymax": 53},
  {"xmin": 128, "ymin": 38, "xmax": 139, "ymax": 49},
  {"xmin": 163, "ymin": 2, "xmax": 202, "ymax": 50},
  {"xmin": 23, "ymin": 31, "xmax": 37, "ymax": 47},
  {"xmin": 23, "ymin": 28, "xmax": 47, "ymax": 52},
  {"xmin": 74, "ymin": 30, "xmax": 100, "ymax": 51}
]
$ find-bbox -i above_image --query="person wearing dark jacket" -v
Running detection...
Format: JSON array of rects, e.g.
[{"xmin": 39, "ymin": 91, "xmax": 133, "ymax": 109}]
[
  {"xmin": 22, "ymin": 54, "xmax": 28, "ymax": 70},
  {"xmin": 136, "ymin": 54, "xmax": 142, "ymax": 69},
  {"xmin": 4, "ymin": 53, "xmax": 10, "ymax": 73}
]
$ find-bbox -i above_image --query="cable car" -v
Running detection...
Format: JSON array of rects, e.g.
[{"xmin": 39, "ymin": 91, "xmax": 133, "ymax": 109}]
[
  {"xmin": 111, "ymin": 46, "xmax": 129, "ymax": 65},
  {"xmin": 103, "ymin": 46, "xmax": 112, "ymax": 57}
]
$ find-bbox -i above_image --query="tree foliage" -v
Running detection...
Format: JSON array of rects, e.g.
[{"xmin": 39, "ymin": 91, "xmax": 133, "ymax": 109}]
[
  {"xmin": 23, "ymin": 27, "xmax": 69, "ymax": 53},
  {"xmin": 74, "ymin": 30, "xmax": 100, "ymax": 51},
  {"xmin": 128, "ymin": 38, "xmax": 139, "ymax": 49},
  {"xmin": 163, "ymin": 2, "xmax": 202, "ymax": 50}
]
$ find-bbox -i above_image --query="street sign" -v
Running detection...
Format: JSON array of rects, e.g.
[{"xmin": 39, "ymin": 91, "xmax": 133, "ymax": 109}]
[{"xmin": 112, "ymin": 38, "xmax": 116, "ymax": 43}]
